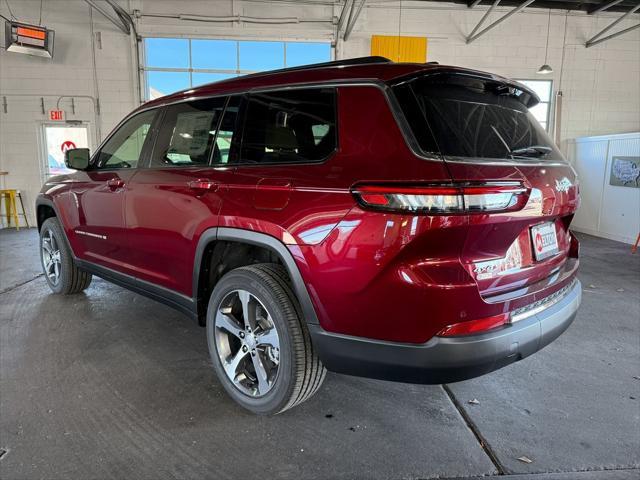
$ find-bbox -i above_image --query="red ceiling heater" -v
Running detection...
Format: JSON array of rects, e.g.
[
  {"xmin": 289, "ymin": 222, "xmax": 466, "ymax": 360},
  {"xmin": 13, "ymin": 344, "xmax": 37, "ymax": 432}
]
[{"xmin": 4, "ymin": 21, "xmax": 54, "ymax": 58}]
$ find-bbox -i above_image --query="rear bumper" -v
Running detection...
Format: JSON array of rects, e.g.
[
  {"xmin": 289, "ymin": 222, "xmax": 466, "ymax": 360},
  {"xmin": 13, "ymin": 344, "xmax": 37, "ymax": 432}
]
[{"xmin": 309, "ymin": 279, "xmax": 581, "ymax": 384}]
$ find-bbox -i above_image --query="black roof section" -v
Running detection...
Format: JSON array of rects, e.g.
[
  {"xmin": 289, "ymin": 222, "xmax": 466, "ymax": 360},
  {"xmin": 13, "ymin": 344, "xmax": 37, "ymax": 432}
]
[
  {"xmin": 240, "ymin": 56, "xmax": 442, "ymax": 81},
  {"xmin": 251, "ymin": 56, "xmax": 393, "ymax": 77},
  {"xmin": 421, "ymin": 0, "xmax": 640, "ymax": 13}
]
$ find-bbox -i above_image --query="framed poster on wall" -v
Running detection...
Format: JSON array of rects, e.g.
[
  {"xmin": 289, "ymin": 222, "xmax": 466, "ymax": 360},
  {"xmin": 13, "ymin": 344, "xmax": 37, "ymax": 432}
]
[{"xmin": 609, "ymin": 156, "xmax": 640, "ymax": 188}]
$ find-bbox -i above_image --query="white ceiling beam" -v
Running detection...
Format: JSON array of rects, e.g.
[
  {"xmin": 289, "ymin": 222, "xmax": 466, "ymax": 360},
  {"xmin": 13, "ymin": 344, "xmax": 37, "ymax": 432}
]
[
  {"xmin": 466, "ymin": 0, "xmax": 535, "ymax": 44},
  {"xmin": 589, "ymin": 0, "xmax": 624, "ymax": 15},
  {"xmin": 343, "ymin": 0, "xmax": 366, "ymax": 41},
  {"xmin": 84, "ymin": 0, "xmax": 130, "ymax": 34},
  {"xmin": 586, "ymin": 3, "xmax": 640, "ymax": 46}
]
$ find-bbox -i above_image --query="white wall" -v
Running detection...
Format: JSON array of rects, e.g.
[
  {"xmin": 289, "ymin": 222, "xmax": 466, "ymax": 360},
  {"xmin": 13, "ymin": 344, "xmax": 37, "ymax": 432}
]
[
  {"xmin": 347, "ymin": 2, "xmax": 640, "ymax": 142},
  {"xmin": 1, "ymin": 0, "xmax": 639, "ymax": 227},
  {"xmin": 568, "ymin": 132, "xmax": 640, "ymax": 244},
  {"xmin": 0, "ymin": 0, "xmax": 136, "ymax": 227}
]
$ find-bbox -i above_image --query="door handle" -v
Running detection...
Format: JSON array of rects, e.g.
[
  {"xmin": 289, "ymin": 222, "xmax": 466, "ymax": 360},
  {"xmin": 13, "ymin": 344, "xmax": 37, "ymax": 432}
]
[
  {"xmin": 188, "ymin": 179, "xmax": 219, "ymax": 192},
  {"xmin": 107, "ymin": 178, "xmax": 125, "ymax": 190}
]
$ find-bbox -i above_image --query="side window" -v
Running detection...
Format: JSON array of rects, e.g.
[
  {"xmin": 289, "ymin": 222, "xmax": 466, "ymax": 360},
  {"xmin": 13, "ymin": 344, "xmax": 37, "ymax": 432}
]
[
  {"xmin": 392, "ymin": 83, "xmax": 440, "ymax": 155},
  {"xmin": 150, "ymin": 97, "xmax": 226, "ymax": 167},
  {"xmin": 237, "ymin": 88, "xmax": 337, "ymax": 165},
  {"xmin": 213, "ymin": 95, "xmax": 242, "ymax": 164},
  {"xmin": 95, "ymin": 109, "xmax": 157, "ymax": 169}
]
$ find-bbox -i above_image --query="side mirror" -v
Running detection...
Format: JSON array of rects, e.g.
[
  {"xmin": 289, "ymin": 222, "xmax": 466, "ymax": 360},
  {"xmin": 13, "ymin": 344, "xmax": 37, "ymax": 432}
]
[{"xmin": 64, "ymin": 148, "xmax": 90, "ymax": 170}]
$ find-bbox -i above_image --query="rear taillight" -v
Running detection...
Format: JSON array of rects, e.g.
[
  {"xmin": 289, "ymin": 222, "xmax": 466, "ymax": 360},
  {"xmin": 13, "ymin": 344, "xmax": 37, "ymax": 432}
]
[
  {"xmin": 568, "ymin": 230, "xmax": 580, "ymax": 258},
  {"xmin": 437, "ymin": 314, "xmax": 509, "ymax": 337},
  {"xmin": 352, "ymin": 183, "xmax": 529, "ymax": 214}
]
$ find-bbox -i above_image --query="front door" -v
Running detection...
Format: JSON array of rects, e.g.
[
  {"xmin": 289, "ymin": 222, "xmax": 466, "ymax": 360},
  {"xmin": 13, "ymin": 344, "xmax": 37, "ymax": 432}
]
[{"xmin": 69, "ymin": 109, "xmax": 158, "ymax": 275}]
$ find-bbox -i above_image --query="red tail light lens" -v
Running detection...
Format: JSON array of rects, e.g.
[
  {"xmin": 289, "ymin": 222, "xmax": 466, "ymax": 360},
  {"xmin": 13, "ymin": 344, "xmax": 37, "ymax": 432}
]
[
  {"xmin": 353, "ymin": 183, "xmax": 529, "ymax": 214},
  {"xmin": 568, "ymin": 230, "xmax": 580, "ymax": 258},
  {"xmin": 437, "ymin": 313, "xmax": 509, "ymax": 337}
]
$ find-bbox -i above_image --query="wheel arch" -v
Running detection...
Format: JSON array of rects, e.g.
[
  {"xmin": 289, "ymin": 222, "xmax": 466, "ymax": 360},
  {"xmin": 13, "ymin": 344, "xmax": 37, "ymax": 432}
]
[
  {"xmin": 193, "ymin": 227, "xmax": 320, "ymax": 327},
  {"xmin": 35, "ymin": 197, "xmax": 81, "ymax": 261},
  {"xmin": 36, "ymin": 197, "xmax": 59, "ymax": 231}
]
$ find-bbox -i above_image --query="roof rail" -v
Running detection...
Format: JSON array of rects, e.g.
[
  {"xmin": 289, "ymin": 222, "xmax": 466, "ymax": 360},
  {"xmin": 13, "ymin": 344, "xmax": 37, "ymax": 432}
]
[
  {"xmin": 246, "ymin": 56, "xmax": 393, "ymax": 78},
  {"xmin": 313, "ymin": 56, "xmax": 393, "ymax": 68}
]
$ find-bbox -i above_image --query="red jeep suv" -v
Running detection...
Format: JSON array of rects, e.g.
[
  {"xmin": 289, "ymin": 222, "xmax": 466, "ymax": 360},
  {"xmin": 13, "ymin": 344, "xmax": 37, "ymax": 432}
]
[{"xmin": 37, "ymin": 57, "xmax": 581, "ymax": 414}]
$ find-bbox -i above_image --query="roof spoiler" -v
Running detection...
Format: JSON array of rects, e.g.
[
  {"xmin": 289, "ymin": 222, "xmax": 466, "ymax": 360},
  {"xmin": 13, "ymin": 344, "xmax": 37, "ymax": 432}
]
[{"xmin": 391, "ymin": 68, "xmax": 540, "ymax": 108}]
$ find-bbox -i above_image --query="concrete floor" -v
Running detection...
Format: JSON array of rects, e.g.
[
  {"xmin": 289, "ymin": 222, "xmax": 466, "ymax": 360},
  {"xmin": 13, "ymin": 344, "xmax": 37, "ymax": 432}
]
[{"xmin": 0, "ymin": 228, "xmax": 638, "ymax": 480}]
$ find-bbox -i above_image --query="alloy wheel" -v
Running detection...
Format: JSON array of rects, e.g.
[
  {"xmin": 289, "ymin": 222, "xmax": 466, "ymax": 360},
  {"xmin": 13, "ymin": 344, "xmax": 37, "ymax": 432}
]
[
  {"xmin": 41, "ymin": 229, "xmax": 61, "ymax": 286},
  {"xmin": 214, "ymin": 289, "xmax": 281, "ymax": 397}
]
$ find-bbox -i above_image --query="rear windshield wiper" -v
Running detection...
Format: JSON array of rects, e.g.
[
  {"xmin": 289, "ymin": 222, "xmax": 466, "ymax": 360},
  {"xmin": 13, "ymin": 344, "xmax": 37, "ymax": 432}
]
[
  {"xmin": 509, "ymin": 145, "xmax": 552, "ymax": 157},
  {"xmin": 490, "ymin": 126, "xmax": 553, "ymax": 159}
]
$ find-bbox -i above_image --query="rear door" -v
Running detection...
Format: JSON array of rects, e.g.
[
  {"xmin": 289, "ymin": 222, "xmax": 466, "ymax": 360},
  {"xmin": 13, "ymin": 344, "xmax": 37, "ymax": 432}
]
[
  {"xmin": 221, "ymin": 87, "xmax": 348, "ymax": 245},
  {"xmin": 69, "ymin": 109, "xmax": 158, "ymax": 274},
  {"xmin": 392, "ymin": 73, "xmax": 579, "ymax": 299},
  {"xmin": 124, "ymin": 96, "xmax": 237, "ymax": 296}
]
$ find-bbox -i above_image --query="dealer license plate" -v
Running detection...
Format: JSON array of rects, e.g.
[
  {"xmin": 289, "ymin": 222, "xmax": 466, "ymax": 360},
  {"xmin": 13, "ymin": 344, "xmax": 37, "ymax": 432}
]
[{"xmin": 531, "ymin": 222, "xmax": 559, "ymax": 261}]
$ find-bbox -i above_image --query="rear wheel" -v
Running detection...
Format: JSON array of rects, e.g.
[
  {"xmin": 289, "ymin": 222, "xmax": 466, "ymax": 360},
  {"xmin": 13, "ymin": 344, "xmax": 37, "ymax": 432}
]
[
  {"xmin": 40, "ymin": 217, "xmax": 92, "ymax": 294},
  {"xmin": 206, "ymin": 263, "xmax": 325, "ymax": 415}
]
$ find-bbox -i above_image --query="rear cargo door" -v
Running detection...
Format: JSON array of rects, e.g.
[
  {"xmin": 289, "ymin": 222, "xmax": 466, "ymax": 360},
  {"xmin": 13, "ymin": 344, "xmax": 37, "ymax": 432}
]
[{"xmin": 392, "ymin": 72, "xmax": 580, "ymax": 299}]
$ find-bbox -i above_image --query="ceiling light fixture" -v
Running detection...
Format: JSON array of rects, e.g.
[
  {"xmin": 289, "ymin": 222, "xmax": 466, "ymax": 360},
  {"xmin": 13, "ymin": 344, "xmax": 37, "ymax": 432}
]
[{"xmin": 537, "ymin": 9, "xmax": 553, "ymax": 75}]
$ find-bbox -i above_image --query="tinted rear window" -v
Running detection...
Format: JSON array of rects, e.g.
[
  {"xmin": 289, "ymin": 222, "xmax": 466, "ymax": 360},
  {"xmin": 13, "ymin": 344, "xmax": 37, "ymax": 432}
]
[
  {"xmin": 237, "ymin": 88, "xmax": 337, "ymax": 165},
  {"xmin": 393, "ymin": 76, "xmax": 564, "ymax": 162}
]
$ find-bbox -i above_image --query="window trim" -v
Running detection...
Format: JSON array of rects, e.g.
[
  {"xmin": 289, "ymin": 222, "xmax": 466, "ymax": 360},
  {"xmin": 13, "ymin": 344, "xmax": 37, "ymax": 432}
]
[
  {"xmin": 218, "ymin": 87, "xmax": 339, "ymax": 168},
  {"xmin": 106, "ymin": 79, "xmax": 567, "ymax": 174},
  {"xmin": 208, "ymin": 96, "xmax": 231, "ymax": 166},
  {"xmin": 90, "ymin": 108, "xmax": 161, "ymax": 171},
  {"xmin": 210, "ymin": 95, "xmax": 242, "ymax": 167}
]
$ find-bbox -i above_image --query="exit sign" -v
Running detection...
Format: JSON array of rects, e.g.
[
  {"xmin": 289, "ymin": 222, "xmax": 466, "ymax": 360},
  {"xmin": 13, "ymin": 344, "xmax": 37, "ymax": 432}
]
[{"xmin": 49, "ymin": 110, "xmax": 64, "ymax": 121}]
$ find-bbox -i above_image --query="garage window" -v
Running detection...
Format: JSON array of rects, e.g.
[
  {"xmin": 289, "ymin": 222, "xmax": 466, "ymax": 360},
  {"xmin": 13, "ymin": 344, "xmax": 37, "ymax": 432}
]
[
  {"xmin": 143, "ymin": 38, "xmax": 332, "ymax": 100},
  {"xmin": 516, "ymin": 79, "xmax": 553, "ymax": 131}
]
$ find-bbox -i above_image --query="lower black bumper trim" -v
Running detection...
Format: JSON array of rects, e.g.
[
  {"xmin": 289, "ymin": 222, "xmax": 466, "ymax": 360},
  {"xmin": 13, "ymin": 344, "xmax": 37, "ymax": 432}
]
[{"xmin": 309, "ymin": 280, "xmax": 582, "ymax": 384}]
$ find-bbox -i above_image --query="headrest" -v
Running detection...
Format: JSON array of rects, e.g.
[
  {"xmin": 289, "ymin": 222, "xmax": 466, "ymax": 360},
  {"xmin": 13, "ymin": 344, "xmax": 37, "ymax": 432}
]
[{"xmin": 265, "ymin": 125, "xmax": 298, "ymax": 151}]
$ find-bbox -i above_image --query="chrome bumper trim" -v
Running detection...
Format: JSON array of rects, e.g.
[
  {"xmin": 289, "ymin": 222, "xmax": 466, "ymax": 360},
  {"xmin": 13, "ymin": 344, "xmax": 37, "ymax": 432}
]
[{"xmin": 510, "ymin": 279, "xmax": 578, "ymax": 324}]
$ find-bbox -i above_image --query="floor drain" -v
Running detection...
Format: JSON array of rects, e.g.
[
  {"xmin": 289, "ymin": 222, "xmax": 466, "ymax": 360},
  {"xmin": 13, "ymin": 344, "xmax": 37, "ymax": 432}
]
[{"xmin": 0, "ymin": 448, "xmax": 7, "ymax": 460}]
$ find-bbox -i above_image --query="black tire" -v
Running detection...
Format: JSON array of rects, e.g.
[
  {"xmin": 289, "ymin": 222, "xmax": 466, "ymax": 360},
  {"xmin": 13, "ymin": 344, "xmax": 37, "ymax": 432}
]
[
  {"xmin": 40, "ymin": 217, "xmax": 92, "ymax": 294},
  {"xmin": 206, "ymin": 263, "xmax": 326, "ymax": 415}
]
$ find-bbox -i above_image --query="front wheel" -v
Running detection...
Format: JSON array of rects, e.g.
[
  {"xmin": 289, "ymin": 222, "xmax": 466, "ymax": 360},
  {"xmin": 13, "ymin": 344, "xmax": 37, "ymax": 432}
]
[
  {"xmin": 206, "ymin": 263, "xmax": 325, "ymax": 415},
  {"xmin": 40, "ymin": 217, "xmax": 92, "ymax": 294}
]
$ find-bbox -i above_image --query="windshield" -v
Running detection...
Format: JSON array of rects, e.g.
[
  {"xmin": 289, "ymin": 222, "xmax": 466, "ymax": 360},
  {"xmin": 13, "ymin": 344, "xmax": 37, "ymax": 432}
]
[{"xmin": 392, "ymin": 76, "xmax": 564, "ymax": 162}]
